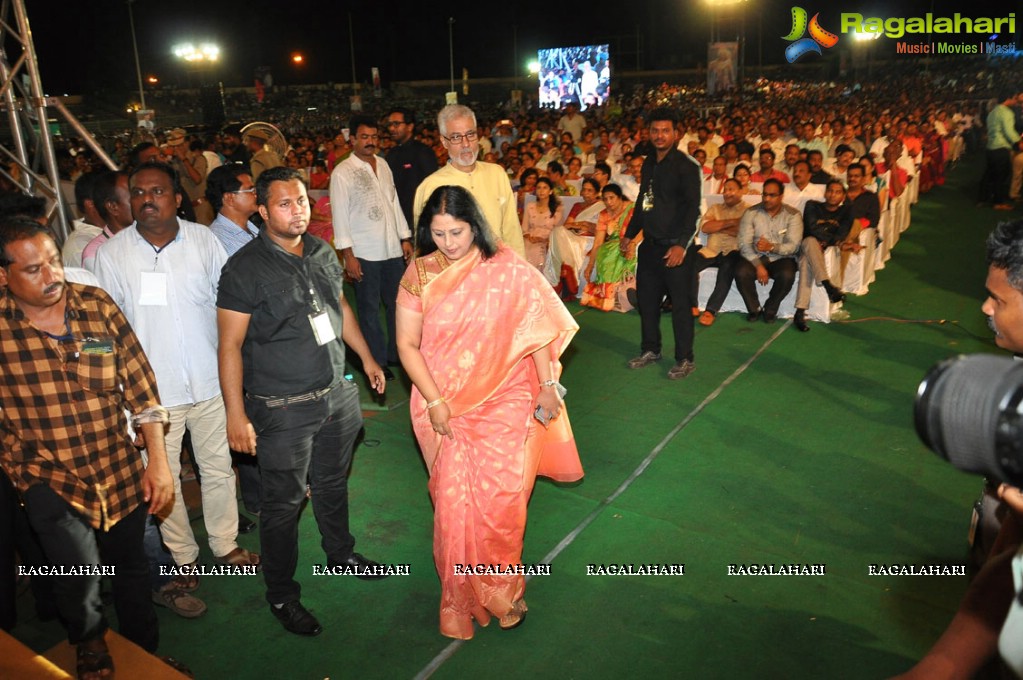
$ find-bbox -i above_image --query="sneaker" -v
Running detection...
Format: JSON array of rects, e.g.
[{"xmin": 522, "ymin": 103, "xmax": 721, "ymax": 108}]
[
  {"xmin": 271, "ymin": 600, "xmax": 322, "ymax": 636},
  {"xmin": 667, "ymin": 359, "xmax": 696, "ymax": 380},
  {"xmin": 152, "ymin": 583, "xmax": 207, "ymax": 619},
  {"xmin": 698, "ymin": 310, "xmax": 716, "ymax": 326},
  {"xmin": 627, "ymin": 351, "xmax": 662, "ymax": 369}
]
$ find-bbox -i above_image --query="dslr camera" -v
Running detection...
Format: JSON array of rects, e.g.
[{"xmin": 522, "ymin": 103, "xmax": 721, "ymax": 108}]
[{"xmin": 915, "ymin": 354, "xmax": 1023, "ymax": 486}]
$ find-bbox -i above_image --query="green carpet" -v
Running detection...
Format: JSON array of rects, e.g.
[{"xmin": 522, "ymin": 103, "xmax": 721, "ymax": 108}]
[{"xmin": 11, "ymin": 156, "xmax": 1012, "ymax": 678}]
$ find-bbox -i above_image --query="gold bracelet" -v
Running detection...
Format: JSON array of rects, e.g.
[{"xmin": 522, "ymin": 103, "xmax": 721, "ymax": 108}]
[{"xmin": 426, "ymin": 397, "xmax": 445, "ymax": 409}]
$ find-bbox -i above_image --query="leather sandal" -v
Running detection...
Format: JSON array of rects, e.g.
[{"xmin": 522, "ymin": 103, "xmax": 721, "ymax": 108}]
[
  {"xmin": 76, "ymin": 637, "xmax": 113, "ymax": 680},
  {"xmin": 499, "ymin": 599, "xmax": 528, "ymax": 630},
  {"xmin": 174, "ymin": 560, "xmax": 200, "ymax": 591},
  {"xmin": 214, "ymin": 547, "xmax": 260, "ymax": 567}
]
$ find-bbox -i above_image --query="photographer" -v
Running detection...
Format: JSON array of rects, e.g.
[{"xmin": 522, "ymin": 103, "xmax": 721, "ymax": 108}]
[{"xmin": 896, "ymin": 220, "xmax": 1023, "ymax": 678}]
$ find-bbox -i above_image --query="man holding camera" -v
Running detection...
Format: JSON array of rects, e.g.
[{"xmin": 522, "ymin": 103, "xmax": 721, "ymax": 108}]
[{"xmin": 896, "ymin": 219, "xmax": 1023, "ymax": 678}]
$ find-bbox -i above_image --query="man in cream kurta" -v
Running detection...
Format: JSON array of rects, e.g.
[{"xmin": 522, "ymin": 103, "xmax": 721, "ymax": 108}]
[{"xmin": 413, "ymin": 104, "xmax": 525, "ymax": 258}]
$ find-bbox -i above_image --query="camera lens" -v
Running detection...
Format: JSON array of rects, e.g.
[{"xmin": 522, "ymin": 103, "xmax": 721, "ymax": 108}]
[{"xmin": 914, "ymin": 354, "xmax": 1023, "ymax": 486}]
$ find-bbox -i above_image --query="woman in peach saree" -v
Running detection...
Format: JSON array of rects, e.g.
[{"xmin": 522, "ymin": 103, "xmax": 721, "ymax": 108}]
[{"xmin": 396, "ymin": 185, "xmax": 583, "ymax": 640}]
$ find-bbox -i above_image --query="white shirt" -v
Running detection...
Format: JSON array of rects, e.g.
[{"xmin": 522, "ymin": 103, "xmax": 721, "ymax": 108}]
[
  {"xmin": 61, "ymin": 219, "xmax": 103, "ymax": 268},
  {"xmin": 783, "ymin": 182, "xmax": 825, "ymax": 213},
  {"xmin": 612, "ymin": 173, "xmax": 640, "ymax": 202},
  {"xmin": 93, "ymin": 219, "xmax": 227, "ymax": 407},
  {"xmin": 330, "ymin": 154, "xmax": 410, "ymax": 261}
]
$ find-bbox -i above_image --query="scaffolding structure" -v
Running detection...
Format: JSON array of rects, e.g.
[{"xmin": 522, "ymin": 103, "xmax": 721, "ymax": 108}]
[{"xmin": 0, "ymin": 0, "xmax": 117, "ymax": 241}]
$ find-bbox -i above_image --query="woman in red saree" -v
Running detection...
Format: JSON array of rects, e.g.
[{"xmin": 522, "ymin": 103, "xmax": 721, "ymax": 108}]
[{"xmin": 395, "ymin": 185, "xmax": 583, "ymax": 640}]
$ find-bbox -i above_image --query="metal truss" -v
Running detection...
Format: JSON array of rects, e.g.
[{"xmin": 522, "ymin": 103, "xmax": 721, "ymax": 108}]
[{"xmin": 0, "ymin": 0, "xmax": 118, "ymax": 241}]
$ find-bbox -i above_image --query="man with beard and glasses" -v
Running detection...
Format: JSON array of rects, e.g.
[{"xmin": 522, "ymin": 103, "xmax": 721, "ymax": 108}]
[{"xmin": 413, "ymin": 104, "xmax": 525, "ymax": 258}]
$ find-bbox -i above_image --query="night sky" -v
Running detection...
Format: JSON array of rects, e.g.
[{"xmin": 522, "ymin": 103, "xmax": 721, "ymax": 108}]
[{"xmin": 20, "ymin": 0, "xmax": 1023, "ymax": 95}]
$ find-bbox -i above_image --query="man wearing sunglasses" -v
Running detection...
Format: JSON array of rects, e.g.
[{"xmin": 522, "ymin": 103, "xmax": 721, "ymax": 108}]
[{"xmin": 413, "ymin": 104, "xmax": 525, "ymax": 258}]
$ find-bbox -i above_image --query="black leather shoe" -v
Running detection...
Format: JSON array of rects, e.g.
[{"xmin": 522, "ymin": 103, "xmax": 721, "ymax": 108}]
[
  {"xmin": 746, "ymin": 309, "xmax": 762, "ymax": 322},
  {"xmin": 237, "ymin": 514, "xmax": 257, "ymax": 534},
  {"xmin": 271, "ymin": 601, "xmax": 322, "ymax": 636},
  {"xmin": 822, "ymin": 280, "xmax": 846, "ymax": 304},
  {"xmin": 329, "ymin": 552, "xmax": 389, "ymax": 580},
  {"xmin": 762, "ymin": 310, "xmax": 777, "ymax": 324},
  {"xmin": 382, "ymin": 367, "xmax": 396, "ymax": 381},
  {"xmin": 793, "ymin": 310, "xmax": 810, "ymax": 333}
]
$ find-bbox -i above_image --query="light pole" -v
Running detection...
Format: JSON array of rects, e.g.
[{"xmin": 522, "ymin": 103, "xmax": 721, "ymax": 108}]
[
  {"xmin": 127, "ymin": 0, "xmax": 146, "ymax": 109},
  {"xmin": 448, "ymin": 17, "xmax": 455, "ymax": 95}
]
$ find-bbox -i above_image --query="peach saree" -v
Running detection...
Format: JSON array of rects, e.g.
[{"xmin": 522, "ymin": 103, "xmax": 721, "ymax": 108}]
[{"xmin": 397, "ymin": 245, "xmax": 583, "ymax": 639}]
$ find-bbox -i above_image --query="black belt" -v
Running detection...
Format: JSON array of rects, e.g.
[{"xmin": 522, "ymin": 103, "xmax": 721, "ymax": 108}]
[{"xmin": 247, "ymin": 383, "xmax": 335, "ymax": 409}]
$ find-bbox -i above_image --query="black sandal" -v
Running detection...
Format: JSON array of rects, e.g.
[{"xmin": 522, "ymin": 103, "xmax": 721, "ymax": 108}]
[
  {"xmin": 76, "ymin": 638, "xmax": 113, "ymax": 679},
  {"xmin": 160, "ymin": 655, "xmax": 195, "ymax": 678}
]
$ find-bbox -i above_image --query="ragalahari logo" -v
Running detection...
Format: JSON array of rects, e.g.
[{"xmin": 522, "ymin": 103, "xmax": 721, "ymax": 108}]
[{"xmin": 783, "ymin": 7, "xmax": 839, "ymax": 62}]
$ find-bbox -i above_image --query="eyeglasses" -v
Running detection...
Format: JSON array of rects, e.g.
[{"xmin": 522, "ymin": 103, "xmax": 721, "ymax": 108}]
[
  {"xmin": 762, "ymin": 192, "xmax": 781, "ymax": 198},
  {"xmin": 231, "ymin": 188, "xmax": 257, "ymax": 195},
  {"xmin": 442, "ymin": 130, "xmax": 478, "ymax": 144},
  {"xmin": 386, "ymin": 120, "xmax": 407, "ymax": 127}
]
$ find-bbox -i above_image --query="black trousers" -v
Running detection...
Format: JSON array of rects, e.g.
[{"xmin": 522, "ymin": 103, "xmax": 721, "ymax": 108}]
[
  {"xmin": 22, "ymin": 485, "xmax": 157, "ymax": 651},
  {"xmin": 733, "ymin": 255, "xmax": 797, "ymax": 315},
  {"xmin": 978, "ymin": 148, "xmax": 1013, "ymax": 204},
  {"xmin": 246, "ymin": 379, "xmax": 363, "ymax": 605},
  {"xmin": 636, "ymin": 240, "xmax": 694, "ymax": 362},
  {"xmin": 0, "ymin": 472, "xmax": 58, "ymax": 631},
  {"xmin": 687, "ymin": 245, "xmax": 738, "ymax": 314}
]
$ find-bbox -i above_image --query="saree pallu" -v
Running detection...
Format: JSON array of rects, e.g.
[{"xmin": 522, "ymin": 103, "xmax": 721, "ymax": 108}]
[
  {"xmin": 580, "ymin": 205, "xmax": 638, "ymax": 312},
  {"xmin": 397, "ymin": 246, "xmax": 582, "ymax": 640}
]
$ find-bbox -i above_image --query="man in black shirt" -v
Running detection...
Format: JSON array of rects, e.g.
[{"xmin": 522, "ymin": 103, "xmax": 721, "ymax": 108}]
[
  {"xmin": 620, "ymin": 108, "xmax": 702, "ymax": 380},
  {"xmin": 793, "ymin": 181, "xmax": 851, "ymax": 332},
  {"xmin": 217, "ymin": 167, "xmax": 387, "ymax": 637},
  {"xmin": 384, "ymin": 107, "xmax": 437, "ymax": 228}
]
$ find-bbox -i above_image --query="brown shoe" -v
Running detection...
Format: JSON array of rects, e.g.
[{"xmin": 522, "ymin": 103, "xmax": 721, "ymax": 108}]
[
  {"xmin": 698, "ymin": 310, "xmax": 716, "ymax": 326},
  {"xmin": 691, "ymin": 306, "xmax": 701, "ymax": 317},
  {"xmin": 153, "ymin": 582, "xmax": 208, "ymax": 618}
]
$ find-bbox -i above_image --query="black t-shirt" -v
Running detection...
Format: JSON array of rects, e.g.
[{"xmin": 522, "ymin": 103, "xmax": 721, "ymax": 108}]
[
  {"xmin": 217, "ymin": 230, "xmax": 345, "ymax": 396},
  {"xmin": 626, "ymin": 147, "xmax": 701, "ymax": 245},
  {"xmin": 803, "ymin": 201, "xmax": 853, "ymax": 246}
]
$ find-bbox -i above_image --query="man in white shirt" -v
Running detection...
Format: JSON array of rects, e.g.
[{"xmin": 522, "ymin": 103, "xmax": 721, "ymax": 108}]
[
  {"xmin": 332, "ymin": 115, "xmax": 412, "ymax": 381},
  {"xmin": 783, "ymin": 161, "xmax": 825, "ymax": 213},
  {"xmin": 557, "ymin": 103, "xmax": 587, "ymax": 145},
  {"xmin": 94, "ymin": 162, "xmax": 256, "ymax": 587},
  {"xmin": 61, "ymin": 172, "xmax": 104, "ymax": 267}
]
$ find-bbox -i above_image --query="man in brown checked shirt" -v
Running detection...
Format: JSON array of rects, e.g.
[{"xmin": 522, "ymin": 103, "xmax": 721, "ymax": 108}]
[{"xmin": 0, "ymin": 217, "xmax": 173, "ymax": 679}]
